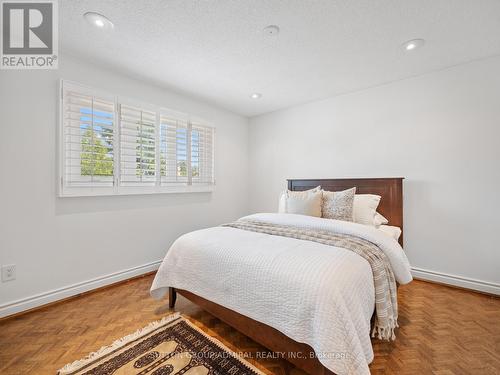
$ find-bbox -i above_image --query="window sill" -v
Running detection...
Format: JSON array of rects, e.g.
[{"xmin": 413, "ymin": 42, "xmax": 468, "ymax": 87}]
[{"xmin": 59, "ymin": 185, "xmax": 215, "ymax": 197}]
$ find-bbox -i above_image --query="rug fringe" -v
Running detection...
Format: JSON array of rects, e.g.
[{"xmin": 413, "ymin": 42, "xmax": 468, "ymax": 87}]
[{"xmin": 57, "ymin": 312, "xmax": 181, "ymax": 375}]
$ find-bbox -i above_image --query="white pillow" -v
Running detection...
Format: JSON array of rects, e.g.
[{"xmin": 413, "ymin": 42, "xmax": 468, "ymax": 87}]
[
  {"xmin": 278, "ymin": 186, "xmax": 322, "ymax": 217},
  {"xmin": 378, "ymin": 225, "xmax": 402, "ymax": 241},
  {"xmin": 278, "ymin": 186, "xmax": 320, "ymax": 212},
  {"xmin": 374, "ymin": 212, "xmax": 389, "ymax": 226},
  {"xmin": 353, "ymin": 194, "xmax": 381, "ymax": 226}
]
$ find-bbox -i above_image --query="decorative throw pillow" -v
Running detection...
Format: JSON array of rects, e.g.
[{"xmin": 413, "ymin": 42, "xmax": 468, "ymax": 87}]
[
  {"xmin": 321, "ymin": 187, "xmax": 356, "ymax": 221},
  {"xmin": 278, "ymin": 186, "xmax": 322, "ymax": 217},
  {"xmin": 353, "ymin": 194, "xmax": 382, "ymax": 226}
]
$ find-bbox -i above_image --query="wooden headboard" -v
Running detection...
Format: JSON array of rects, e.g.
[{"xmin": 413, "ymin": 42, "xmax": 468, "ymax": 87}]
[{"xmin": 288, "ymin": 178, "xmax": 404, "ymax": 246}]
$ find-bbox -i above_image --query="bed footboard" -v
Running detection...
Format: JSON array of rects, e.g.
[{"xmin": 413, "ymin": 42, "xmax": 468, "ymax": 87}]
[{"xmin": 175, "ymin": 288, "xmax": 335, "ymax": 375}]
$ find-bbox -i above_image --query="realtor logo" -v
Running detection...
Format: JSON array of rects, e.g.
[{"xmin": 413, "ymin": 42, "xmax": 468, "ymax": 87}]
[{"xmin": 1, "ymin": 0, "xmax": 58, "ymax": 69}]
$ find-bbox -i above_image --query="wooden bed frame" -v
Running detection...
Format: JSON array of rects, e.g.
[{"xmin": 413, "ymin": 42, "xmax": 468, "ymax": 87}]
[{"xmin": 170, "ymin": 178, "xmax": 404, "ymax": 375}]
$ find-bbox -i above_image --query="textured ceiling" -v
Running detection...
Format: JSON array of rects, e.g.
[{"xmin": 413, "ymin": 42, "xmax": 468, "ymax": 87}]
[{"xmin": 61, "ymin": 0, "xmax": 500, "ymax": 117}]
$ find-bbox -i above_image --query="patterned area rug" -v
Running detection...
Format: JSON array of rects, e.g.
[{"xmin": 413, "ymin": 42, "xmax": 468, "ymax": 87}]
[{"xmin": 58, "ymin": 313, "xmax": 266, "ymax": 375}]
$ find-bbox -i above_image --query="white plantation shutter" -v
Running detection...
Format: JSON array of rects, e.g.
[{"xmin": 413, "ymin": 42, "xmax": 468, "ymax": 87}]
[
  {"xmin": 160, "ymin": 114, "xmax": 189, "ymax": 186},
  {"xmin": 59, "ymin": 80, "xmax": 215, "ymax": 196},
  {"xmin": 160, "ymin": 114, "xmax": 214, "ymax": 187},
  {"xmin": 119, "ymin": 104, "xmax": 157, "ymax": 186},
  {"xmin": 191, "ymin": 122, "xmax": 214, "ymax": 186},
  {"xmin": 61, "ymin": 82, "xmax": 115, "ymax": 193}
]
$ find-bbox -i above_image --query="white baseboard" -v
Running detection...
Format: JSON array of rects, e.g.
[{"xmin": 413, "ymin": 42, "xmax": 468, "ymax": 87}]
[
  {"xmin": 2, "ymin": 262, "xmax": 496, "ymax": 319},
  {"xmin": 0, "ymin": 260, "xmax": 162, "ymax": 318},
  {"xmin": 411, "ymin": 267, "xmax": 500, "ymax": 295}
]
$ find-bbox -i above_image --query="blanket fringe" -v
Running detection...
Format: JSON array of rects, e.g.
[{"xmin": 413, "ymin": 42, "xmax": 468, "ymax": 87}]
[
  {"xmin": 371, "ymin": 317, "xmax": 399, "ymax": 341},
  {"xmin": 57, "ymin": 312, "xmax": 181, "ymax": 375}
]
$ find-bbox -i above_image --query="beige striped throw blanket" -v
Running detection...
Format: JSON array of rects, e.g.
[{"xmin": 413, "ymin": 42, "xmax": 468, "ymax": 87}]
[{"xmin": 223, "ymin": 219, "xmax": 399, "ymax": 341}]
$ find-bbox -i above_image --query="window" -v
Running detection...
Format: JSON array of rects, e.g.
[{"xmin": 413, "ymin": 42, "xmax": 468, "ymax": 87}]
[
  {"xmin": 158, "ymin": 113, "xmax": 214, "ymax": 187},
  {"xmin": 59, "ymin": 81, "xmax": 215, "ymax": 196},
  {"xmin": 191, "ymin": 122, "xmax": 214, "ymax": 185},
  {"xmin": 61, "ymin": 84, "xmax": 115, "ymax": 188},
  {"xmin": 119, "ymin": 104, "xmax": 157, "ymax": 186},
  {"xmin": 160, "ymin": 113, "xmax": 189, "ymax": 186}
]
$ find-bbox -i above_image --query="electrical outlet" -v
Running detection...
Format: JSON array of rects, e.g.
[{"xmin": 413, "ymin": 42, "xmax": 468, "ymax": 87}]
[{"xmin": 1, "ymin": 264, "xmax": 16, "ymax": 282}]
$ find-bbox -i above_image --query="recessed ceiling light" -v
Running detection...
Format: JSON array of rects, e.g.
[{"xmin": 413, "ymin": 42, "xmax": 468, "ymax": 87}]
[
  {"xmin": 402, "ymin": 39, "xmax": 425, "ymax": 51},
  {"xmin": 250, "ymin": 93, "xmax": 262, "ymax": 99},
  {"xmin": 263, "ymin": 25, "xmax": 280, "ymax": 37},
  {"xmin": 84, "ymin": 12, "xmax": 114, "ymax": 30}
]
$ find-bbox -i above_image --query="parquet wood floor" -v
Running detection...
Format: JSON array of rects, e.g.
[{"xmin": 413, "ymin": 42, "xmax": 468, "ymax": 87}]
[{"xmin": 0, "ymin": 275, "xmax": 499, "ymax": 374}]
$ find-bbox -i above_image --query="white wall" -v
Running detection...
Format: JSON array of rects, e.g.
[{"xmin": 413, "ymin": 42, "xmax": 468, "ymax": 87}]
[
  {"xmin": 1, "ymin": 53, "xmax": 498, "ymax": 317},
  {"xmin": 248, "ymin": 56, "xmax": 500, "ymax": 293},
  {"xmin": 0, "ymin": 54, "xmax": 249, "ymax": 315}
]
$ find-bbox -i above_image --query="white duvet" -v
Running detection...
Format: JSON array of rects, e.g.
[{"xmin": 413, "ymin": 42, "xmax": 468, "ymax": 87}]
[{"xmin": 151, "ymin": 213, "xmax": 412, "ymax": 375}]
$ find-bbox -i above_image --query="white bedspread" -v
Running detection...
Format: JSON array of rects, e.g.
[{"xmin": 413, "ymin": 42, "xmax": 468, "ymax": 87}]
[{"xmin": 151, "ymin": 213, "xmax": 412, "ymax": 375}]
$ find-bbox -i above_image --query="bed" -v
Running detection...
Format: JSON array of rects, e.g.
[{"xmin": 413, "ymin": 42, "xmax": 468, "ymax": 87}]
[{"xmin": 151, "ymin": 178, "xmax": 412, "ymax": 375}]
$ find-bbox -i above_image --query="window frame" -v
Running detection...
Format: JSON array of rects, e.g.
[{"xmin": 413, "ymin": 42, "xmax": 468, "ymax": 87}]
[{"xmin": 58, "ymin": 80, "xmax": 215, "ymax": 197}]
